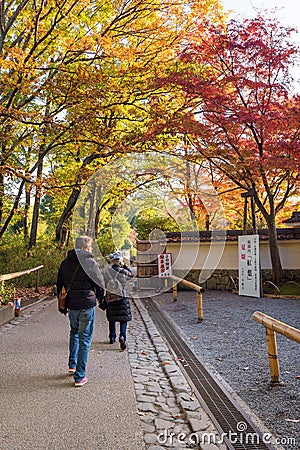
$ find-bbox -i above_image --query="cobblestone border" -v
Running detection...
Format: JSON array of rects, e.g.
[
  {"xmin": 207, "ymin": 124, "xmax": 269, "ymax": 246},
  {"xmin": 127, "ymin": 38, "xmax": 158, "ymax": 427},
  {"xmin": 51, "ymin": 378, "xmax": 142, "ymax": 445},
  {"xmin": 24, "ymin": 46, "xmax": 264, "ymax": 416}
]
[{"xmin": 128, "ymin": 298, "xmax": 227, "ymax": 450}]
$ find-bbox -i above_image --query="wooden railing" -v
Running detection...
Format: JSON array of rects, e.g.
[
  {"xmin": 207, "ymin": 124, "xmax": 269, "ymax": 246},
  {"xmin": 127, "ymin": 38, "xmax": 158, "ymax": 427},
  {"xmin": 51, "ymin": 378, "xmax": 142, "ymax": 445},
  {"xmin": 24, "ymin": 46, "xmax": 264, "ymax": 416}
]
[
  {"xmin": 171, "ymin": 275, "xmax": 204, "ymax": 322},
  {"xmin": 253, "ymin": 311, "xmax": 300, "ymax": 386},
  {"xmin": 0, "ymin": 265, "xmax": 44, "ymax": 293}
]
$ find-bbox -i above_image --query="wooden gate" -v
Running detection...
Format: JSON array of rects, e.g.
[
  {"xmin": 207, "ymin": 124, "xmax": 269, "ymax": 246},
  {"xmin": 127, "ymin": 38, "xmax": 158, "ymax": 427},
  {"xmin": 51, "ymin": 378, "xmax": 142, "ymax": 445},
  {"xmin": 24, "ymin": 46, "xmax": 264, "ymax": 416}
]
[{"xmin": 136, "ymin": 240, "xmax": 164, "ymax": 291}]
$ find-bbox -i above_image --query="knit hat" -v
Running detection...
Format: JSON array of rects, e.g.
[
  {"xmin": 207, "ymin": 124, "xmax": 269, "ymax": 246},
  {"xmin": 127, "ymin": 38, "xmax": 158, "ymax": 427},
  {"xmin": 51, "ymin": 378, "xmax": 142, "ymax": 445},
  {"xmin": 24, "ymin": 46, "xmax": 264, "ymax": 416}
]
[{"xmin": 109, "ymin": 252, "xmax": 121, "ymax": 263}]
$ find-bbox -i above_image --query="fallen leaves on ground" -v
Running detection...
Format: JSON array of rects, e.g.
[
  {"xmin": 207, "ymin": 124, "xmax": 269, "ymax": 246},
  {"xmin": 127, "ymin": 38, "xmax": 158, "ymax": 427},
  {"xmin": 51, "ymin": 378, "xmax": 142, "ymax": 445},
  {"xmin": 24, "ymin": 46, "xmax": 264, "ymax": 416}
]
[
  {"xmin": 16, "ymin": 285, "xmax": 53, "ymax": 300},
  {"xmin": 14, "ymin": 285, "xmax": 54, "ymax": 308}
]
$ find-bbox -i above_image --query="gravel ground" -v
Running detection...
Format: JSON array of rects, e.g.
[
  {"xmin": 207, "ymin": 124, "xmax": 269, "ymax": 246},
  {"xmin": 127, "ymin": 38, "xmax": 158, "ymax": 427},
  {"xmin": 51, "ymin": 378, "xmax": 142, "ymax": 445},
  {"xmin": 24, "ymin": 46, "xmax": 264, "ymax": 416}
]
[{"xmin": 153, "ymin": 290, "xmax": 300, "ymax": 450}]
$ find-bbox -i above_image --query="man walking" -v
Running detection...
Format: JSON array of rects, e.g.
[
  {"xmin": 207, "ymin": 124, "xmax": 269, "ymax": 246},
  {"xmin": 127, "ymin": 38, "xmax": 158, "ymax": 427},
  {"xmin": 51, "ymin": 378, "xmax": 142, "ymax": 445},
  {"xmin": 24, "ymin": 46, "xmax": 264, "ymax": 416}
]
[{"xmin": 57, "ymin": 236, "xmax": 104, "ymax": 387}]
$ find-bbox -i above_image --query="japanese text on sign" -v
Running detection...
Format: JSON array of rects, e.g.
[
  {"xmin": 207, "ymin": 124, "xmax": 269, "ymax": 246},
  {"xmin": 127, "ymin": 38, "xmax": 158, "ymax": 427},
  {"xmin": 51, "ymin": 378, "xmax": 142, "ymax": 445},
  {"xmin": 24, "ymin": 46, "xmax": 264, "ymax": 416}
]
[
  {"xmin": 238, "ymin": 235, "xmax": 260, "ymax": 298},
  {"xmin": 158, "ymin": 253, "xmax": 172, "ymax": 278}
]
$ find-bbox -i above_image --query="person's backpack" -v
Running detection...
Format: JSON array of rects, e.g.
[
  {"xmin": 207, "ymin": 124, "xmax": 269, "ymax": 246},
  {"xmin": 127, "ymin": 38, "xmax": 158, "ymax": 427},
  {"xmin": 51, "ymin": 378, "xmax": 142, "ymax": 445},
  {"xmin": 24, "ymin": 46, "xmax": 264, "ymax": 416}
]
[{"xmin": 106, "ymin": 277, "xmax": 124, "ymax": 303}]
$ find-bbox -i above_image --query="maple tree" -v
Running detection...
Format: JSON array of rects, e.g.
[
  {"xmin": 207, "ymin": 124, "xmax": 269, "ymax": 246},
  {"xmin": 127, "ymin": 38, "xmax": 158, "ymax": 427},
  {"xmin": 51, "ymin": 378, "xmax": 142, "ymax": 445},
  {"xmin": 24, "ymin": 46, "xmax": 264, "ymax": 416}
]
[
  {"xmin": 54, "ymin": 0, "xmax": 226, "ymax": 246},
  {"xmin": 150, "ymin": 14, "xmax": 300, "ymax": 283},
  {"xmin": 0, "ymin": 0, "xmax": 225, "ymax": 248}
]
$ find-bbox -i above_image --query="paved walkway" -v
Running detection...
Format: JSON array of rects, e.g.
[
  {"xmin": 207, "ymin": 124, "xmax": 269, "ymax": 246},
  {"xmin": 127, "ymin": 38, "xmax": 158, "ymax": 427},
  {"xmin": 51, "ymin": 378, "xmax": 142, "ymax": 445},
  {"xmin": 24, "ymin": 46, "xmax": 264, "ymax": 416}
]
[
  {"xmin": 0, "ymin": 299, "xmax": 144, "ymax": 450},
  {"xmin": 0, "ymin": 297, "xmax": 227, "ymax": 450}
]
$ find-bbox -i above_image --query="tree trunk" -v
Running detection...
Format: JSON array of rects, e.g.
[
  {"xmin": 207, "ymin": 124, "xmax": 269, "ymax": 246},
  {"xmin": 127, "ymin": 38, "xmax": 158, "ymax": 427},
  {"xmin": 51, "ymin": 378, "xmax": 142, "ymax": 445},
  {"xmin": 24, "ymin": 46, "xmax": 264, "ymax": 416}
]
[
  {"xmin": 87, "ymin": 180, "xmax": 96, "ymax": 237},
  {"xmin": 264, "ymin": 215, "xmax": 284, "ymax": 284},
  {"xmin": 0, "ymin": 171, "xmax": 4, "ymax": 225},
  {"xmin": 23, "ymin": 156, "xmax": 31, "ymax": 241},
  {"xmin": 185, "ymin": 160, "xmax": 198, "ymax": 227},
  {"xmin": 28, "ymin": 157, "xmax": 43, "ymax": 249},
  {"xmin": 0, "ymin": 179, "xmax": 25, "ymax": 239},
  {"xmin": 252, "ymin": 187, "xmax": 284, "ymax": 284},
  {"xmin": 55, "ymin": 186, "xmax": 82, "ymax": 244},
  {"xmin": 24, "ymin": 180, "xmax": 31, "ymax": 241},
  {"xmin": 55, "ymin": 152, "xmax": 109, "ymax": 245},
  {"xmin": 95, "ymin": 197, "xmax": 109, "ymax": 239}
]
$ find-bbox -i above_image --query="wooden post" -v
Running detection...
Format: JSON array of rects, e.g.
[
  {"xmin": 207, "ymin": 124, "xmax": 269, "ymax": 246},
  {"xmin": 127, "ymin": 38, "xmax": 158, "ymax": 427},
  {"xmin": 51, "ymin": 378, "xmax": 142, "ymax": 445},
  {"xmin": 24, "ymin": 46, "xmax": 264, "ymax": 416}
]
[
  {"xmin": 243, "ymin": 195, "xmax": 248, "ymax": 234},
  {"xmin": 35, "ymin": 269, "xmax": 40, "ymax": 293},
  {"xmin": 197, "ymin": 291, "xmax": 203, "ymax": 322},
  {"xmin": 0, "ymin": 265, "xmax": 44, "ymax": 283},
  {"xmin": 266, "ymin": 328, "xmax": 281, "ymax": 386},
  {"xmin": 250, "ymin": 196, "xmax": 257, "ymax": 234},
  {"xmin": 172, "ymin": 281, "xmax": 178, "ymax": 302}
]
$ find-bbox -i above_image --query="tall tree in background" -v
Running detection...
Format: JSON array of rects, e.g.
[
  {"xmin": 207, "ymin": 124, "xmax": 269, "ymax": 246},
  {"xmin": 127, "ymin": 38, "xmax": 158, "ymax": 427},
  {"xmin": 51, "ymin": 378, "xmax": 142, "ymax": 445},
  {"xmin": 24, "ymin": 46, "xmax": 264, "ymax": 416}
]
[
  {"xmin": 0, "ymin": 0, "xmax": 106, "ymax": 242},
  {"xmin": 153, "ymin": 15, "xmax": 300, "ymax": 283}
]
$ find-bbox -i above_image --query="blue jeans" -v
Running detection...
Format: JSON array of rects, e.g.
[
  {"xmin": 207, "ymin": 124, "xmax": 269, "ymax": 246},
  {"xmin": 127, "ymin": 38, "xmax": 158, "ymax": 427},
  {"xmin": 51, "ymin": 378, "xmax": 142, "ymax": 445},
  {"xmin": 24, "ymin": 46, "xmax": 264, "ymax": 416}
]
[
  {"xmin": 68, "ymin": 308, "xmax": 95, "ymax": 382},
  {"xmin": 109, "ymin": 321, "xmax": 127, "ymax": 341}
]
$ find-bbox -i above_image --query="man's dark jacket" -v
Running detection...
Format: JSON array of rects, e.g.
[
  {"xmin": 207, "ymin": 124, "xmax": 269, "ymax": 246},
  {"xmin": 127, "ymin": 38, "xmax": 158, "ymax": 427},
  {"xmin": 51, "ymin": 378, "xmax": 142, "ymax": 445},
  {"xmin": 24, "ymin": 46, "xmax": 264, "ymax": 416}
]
[{"xmin": 57, "ymin": 249, "xmax": 104, "ymax": 310}]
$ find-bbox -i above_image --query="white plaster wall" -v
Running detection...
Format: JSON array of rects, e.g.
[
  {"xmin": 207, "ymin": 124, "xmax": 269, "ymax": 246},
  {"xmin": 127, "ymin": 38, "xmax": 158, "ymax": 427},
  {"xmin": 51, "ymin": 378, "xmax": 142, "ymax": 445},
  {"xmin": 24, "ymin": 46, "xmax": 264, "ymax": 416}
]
[
  {"xmin": 167, "ymin": 240, "xmax": 300, "ymax": 270},
  {"xmin": 275, "ymin": 241, "xmax": 300, "ymax": 269}
]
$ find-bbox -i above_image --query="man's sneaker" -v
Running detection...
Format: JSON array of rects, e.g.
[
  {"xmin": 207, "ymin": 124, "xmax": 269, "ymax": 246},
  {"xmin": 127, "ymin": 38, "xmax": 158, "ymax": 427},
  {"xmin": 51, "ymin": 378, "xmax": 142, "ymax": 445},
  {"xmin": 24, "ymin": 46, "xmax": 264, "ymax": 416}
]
[
  {"xmin": 119, "ymin": 336, "xmax": 127, "ymax": 350},
  {"xmin": 109, "ymin": 338, "xmax": 116, "ymax": 344},
  {"xmin": 68, "ymin": 367, "xmax": 76, "ymax": 374},
  {"xmin": 74, "ymin": 377, "xmax": 88, "ymax": 387}
]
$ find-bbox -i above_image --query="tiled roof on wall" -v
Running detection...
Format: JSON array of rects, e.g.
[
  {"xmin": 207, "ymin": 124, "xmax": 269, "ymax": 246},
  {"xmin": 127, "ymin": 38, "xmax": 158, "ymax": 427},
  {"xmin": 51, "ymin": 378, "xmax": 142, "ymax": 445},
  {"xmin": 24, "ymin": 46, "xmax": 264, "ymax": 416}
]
[{"xmin": 165, "ymin": 228, "xmax": 300, "ymax": 243}]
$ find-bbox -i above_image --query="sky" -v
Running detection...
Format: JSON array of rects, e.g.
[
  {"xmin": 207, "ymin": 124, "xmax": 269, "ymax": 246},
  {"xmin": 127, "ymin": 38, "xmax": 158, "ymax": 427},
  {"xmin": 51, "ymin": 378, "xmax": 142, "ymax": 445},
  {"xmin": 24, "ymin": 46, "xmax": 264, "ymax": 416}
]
[{"xmin": 221, "ymin": 0, "xmax": 300, "ymax": 30}]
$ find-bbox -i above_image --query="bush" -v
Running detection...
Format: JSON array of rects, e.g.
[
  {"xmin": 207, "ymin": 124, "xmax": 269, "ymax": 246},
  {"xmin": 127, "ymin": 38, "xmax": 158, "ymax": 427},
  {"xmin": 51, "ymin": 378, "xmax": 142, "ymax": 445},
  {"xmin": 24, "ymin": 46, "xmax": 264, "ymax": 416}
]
[
  {"xmin": 0, "ymin": 235, "xmax": 66, "ymax": 287},
  {"xmin": 0, "ymin": 282, "xmax": 16, "ymax": 306}
]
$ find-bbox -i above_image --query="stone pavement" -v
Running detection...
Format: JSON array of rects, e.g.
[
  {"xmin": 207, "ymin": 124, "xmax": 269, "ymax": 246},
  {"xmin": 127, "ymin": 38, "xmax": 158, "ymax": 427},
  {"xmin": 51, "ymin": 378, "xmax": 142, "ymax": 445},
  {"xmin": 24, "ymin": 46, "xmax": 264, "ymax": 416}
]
[
  {"xmin": 129, "ymin": 300, "xmax": 227, "ymax": 450},
  {"xmin": 0, "ymin": 297, "xmax": 228, "ymax": 450}
]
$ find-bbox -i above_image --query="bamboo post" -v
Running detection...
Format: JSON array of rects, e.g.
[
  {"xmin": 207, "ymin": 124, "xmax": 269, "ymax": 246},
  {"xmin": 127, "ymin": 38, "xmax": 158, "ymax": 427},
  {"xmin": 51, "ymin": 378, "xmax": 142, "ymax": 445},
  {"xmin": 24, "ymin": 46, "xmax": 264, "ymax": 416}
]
[
  {"xmin": 253, "ymin": 311, "xmax": 300, "ymax": 386},
  {"xmin": 171, "ymin": 275, "xmax": 204, "ymax": 320},
  {"xmin": 253, "ymin": 311, "xmax": 300, "ymax": 343},
  {"xmin": 197, "ymin": 291, "xmax": 203, "ymax": 322},
  {"xmin": 265, "ymin": 328, "xmax": 280, "ymax": 386}
]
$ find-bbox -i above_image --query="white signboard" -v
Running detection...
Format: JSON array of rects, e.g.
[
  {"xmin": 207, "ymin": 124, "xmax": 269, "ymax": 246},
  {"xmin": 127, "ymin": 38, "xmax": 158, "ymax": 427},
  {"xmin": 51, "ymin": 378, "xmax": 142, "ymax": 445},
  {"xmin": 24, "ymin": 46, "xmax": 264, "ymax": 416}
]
[
  {"xmin": 238, "ymin": 235, "xmax": 260, "ymax": 298},
  {"xmin": 158, "ymin": 253, "xmax": 172, "ymax": 278}
]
